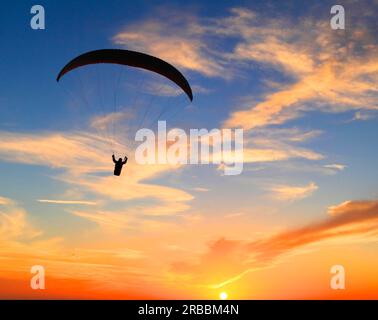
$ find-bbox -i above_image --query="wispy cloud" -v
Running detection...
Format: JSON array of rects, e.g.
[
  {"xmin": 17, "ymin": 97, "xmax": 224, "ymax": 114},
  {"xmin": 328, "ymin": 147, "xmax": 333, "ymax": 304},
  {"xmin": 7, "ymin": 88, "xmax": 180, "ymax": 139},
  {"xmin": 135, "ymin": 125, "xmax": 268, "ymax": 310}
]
[
  {"xmin": 268, "ymin": 182, "xmax": 318, "ymax": 201},
  {"xmin": 37, "ymin": 199, "xmax": 97, "ymax": 205},
  {"xmin": 142, "ymin": 81, "xmax": 211, "ymax": 98},
  {"xmin": 113, "ymin": 16, "xmax": 225, "ymax": 77},
  {"xmin": 90, "ymin": 111, "xmax": 130, "ymax": 132},
  {"xmin": 349, "ymin": 111, "xmax": 375, "ymax": 122},
  {"xmin": 323, "ymin": 163, "xmax": 347, "ymax": 171},
  {"xmin": 0, "ymin": 197, "xmax": 42, "ymax": 240},
  {"xmin": 243, "ymin": 128, "xmax": 324, "ymax": 164},
  {"xmin": 0, "ymin": 196, "xmax": 14, "ymax": 206},
  {"xmin": 191, "ymin": 187, "xmax": 209, "ymax": 192}
]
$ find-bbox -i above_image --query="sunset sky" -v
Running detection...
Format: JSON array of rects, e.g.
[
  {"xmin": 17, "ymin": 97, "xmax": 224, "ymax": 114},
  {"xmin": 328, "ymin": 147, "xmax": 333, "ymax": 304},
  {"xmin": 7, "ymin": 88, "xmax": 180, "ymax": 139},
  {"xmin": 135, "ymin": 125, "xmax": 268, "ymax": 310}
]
[{"xmin": 0, "ymin": 0, "xmax": 378, "ymax": 299}]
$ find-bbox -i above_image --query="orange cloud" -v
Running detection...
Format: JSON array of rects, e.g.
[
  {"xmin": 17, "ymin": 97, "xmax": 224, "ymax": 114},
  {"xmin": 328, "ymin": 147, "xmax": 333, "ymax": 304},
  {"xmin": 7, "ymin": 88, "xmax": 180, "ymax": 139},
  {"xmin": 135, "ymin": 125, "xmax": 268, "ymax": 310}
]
[
  {"xmin": 113, "ymin": 18, "xmax": 225, "ymax": 77},
  {"xmin": 224, "ymin": 17, "xmax": 378, "ymax": 129},
  {"xmin": 171, "ymin": 199, "xmax": 378, "ymax": 289}
]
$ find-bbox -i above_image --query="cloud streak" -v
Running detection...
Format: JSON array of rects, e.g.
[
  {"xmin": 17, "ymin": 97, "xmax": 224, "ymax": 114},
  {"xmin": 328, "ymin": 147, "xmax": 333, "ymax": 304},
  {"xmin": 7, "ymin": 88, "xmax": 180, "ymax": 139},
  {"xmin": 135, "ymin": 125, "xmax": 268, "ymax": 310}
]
[
  {"xmin": 171, "ymin": 199, "xmax": 378, "ymax": 289},
  {"xmin": 268, "ymin": 182, "xmax": 318, "ymax": 201},
  {"xmin": 37, "ymin": 199, "xmax": 97, "ymax": 205}
]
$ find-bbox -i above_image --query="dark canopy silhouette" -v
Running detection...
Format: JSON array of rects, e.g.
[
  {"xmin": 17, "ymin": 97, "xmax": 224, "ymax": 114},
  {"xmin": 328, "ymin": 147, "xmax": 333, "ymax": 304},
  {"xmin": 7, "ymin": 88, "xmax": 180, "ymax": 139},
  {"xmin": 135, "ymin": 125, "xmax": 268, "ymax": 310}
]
[{"xmin": 56, "ymin": 49, "xmax": 193, "ymax": 101}]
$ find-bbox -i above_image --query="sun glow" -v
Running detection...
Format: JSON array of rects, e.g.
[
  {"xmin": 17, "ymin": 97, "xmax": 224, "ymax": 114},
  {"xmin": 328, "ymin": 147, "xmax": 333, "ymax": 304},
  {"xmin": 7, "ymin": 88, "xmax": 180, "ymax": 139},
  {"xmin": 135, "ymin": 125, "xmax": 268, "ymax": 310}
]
[{"xmin": 219, "ymin": 292, "xmax": 228, "ymax": 300}]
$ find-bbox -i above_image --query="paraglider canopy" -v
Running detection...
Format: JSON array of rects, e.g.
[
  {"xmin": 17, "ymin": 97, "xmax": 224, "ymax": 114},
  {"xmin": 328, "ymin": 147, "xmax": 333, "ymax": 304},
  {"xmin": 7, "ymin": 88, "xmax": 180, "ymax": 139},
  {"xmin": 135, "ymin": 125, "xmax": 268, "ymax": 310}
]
[{"xmin": 56, "ymin": 49, "xmax": 193, "ymax": 102}]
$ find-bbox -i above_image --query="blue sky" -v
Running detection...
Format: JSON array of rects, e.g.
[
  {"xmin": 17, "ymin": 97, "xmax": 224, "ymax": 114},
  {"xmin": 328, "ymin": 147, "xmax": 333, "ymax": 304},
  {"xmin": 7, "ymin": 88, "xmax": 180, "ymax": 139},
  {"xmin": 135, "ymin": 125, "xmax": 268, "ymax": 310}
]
[
  {"xmin": 0, "ymin": 0, "xmax": 377, "ymax": 227},
  {"xmin": 0, "ymin": 0, "xmax": 377, "ymax": 229}
]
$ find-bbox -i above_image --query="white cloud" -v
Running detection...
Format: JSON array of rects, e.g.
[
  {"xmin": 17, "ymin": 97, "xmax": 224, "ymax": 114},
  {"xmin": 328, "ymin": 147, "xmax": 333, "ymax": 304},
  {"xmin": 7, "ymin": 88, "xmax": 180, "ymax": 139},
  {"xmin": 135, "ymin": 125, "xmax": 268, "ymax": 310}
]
[
  {"xmin": 191, "ymin": 187, "xmax": 209, "ymax": 192},
  {"xmin": 323, "ymin": 164, "xmax": 347, "ymax": 171},
  {"xmin": 0, "ymin": 197, "xmax": 42, "ymax": 240},
  {"xmin": 37, "ymin": 199, "xmax": 97, "ymax": 205},
  {"xmin": 351, "ymin": 111, "xmax": 375, "ymax": 121},
  {"xmin": 269, "ymin": 182, "xmax": 318, "ymax": 201},
  {"xmin": 0, "ymin": 196, "xmax": 14, "ymax": 206}
]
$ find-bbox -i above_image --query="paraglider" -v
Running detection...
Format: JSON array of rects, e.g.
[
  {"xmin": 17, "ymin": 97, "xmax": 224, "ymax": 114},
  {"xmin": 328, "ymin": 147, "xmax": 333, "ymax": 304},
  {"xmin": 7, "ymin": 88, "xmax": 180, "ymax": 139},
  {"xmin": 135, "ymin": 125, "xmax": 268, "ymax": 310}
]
[
  {"xmin": 112, "ymin": 155, "xmax": 128, "ymax": 176},
  {"xmin": 56, "ymin": 49, "xmax": 193, "ymax": 101},
  {"xmin": 57, "ymin": 49, "xmax": 193, "ymax": 176}
]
